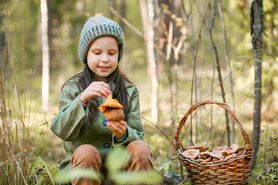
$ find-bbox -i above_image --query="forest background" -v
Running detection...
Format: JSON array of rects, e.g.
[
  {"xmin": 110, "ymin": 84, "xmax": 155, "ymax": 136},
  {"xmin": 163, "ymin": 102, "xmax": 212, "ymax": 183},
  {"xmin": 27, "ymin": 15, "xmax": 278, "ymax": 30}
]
[{"xmin": 0, "ymin": 0, "xmax": 277, "ymax": 184}]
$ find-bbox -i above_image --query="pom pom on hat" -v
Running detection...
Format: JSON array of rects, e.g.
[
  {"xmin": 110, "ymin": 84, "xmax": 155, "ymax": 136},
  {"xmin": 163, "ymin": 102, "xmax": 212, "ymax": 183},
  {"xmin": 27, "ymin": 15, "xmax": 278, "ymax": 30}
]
[{"xmin": 78, "ymin": 15, "xmax": 124, "ymax": 63}]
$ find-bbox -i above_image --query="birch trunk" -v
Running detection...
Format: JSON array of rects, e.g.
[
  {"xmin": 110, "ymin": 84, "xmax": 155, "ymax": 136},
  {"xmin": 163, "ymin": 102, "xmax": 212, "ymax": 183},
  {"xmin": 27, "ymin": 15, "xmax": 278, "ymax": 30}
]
[
  {"xmin": 139, "ymin": 0, "xmax": 158, "ymax": 124},
  {"xmin": 40, "ymin": 0, "xmax": 50, "ymax": 112}
]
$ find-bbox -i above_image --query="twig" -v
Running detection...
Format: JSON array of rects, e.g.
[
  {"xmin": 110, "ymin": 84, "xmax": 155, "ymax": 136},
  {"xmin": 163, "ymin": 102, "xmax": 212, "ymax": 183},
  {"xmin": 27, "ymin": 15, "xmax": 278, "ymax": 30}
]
[
  {"xmin": 109, "ymin": 5, "xmax": 145, "ymax": 39},
  {"xmin": 203, "ymin": 57, "xmax": 252, "ymax": 101},
  {"xmin": 208, "ymin": 0, "xmax": 230, "ymax": 146},
  {"xmin": 189, "ymin": 1, "xmax": 209, "ymax": 145},
  {"xmin": 207, "ymin": 65, "xmax": 215, "ymax": 146},
  {"xmin": 217, "ymin": 0, "xmax": 236, "ymax": 143},
  {"xmin": 12, "ymin": 152, "xmax": 28, "ymax": 185},
  {"xmin": 0, "ymin": 148, "xmax": 32, "ymax": 166},
  {"xmin": 141, "ymin": 117, "xmax": 176, "ymax": 147}
]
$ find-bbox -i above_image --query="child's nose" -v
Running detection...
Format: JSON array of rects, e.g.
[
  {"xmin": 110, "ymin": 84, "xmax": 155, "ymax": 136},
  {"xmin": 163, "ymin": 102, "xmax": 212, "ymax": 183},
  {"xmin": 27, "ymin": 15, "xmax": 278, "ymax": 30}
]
[{"xmin": 101, "ymin": 54, "xmax": 109, "ymax": 62}]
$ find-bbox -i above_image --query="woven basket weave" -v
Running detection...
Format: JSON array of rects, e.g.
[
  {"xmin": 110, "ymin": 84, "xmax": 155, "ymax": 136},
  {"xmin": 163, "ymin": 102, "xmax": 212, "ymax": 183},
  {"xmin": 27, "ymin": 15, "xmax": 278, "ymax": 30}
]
[{"xmin": 175, "ymin": 100, "xmax": 253, "ymax": 185}]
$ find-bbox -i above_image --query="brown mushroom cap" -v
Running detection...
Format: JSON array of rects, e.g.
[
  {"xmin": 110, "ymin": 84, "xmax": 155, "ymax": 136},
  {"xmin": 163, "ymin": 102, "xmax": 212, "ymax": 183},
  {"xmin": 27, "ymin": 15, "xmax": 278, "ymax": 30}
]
[
  {"xmin": 185, "ymin": 145, "xmax": 209, "ymax": 152},
  {"xmin": 182, "ymin": 149, "xmax": 200, "ymax": 159},
  {"xmin": 200, "ymin": 151, "xmax": 224, "ymax": 160},
  {"xmin": 229, "ymin": 144, "xmax": 238, "ymax": 153},
  {"xmin": 98, "ymin": 95, "xmax": 123, "ymax": 113},
  {"xmin": 214, "ymin": 146, "xmax": 227, "ymax": 151}
]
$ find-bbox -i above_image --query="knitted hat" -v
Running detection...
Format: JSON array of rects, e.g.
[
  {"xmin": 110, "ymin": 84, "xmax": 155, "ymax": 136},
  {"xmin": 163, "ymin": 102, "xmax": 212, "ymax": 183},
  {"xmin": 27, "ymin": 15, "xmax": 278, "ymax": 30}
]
[{"xmin": 78, "ymin": 15, "xmax": 124, "ymax": 63}]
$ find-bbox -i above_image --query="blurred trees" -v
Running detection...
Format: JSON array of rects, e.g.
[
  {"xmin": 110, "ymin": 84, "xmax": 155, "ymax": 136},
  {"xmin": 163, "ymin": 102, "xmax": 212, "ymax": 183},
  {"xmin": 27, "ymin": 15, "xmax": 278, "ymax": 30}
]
[{"xmin": 0, "ymin": 0, "xmax": 276, "ymax": 117}]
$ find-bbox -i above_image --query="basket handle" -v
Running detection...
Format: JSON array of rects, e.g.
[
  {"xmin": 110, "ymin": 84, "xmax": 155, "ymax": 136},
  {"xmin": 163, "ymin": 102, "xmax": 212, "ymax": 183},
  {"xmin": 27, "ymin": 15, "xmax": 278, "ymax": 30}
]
[{"xmin": 175, "ymin": 100, "xmax": 252, "ymax": 150}]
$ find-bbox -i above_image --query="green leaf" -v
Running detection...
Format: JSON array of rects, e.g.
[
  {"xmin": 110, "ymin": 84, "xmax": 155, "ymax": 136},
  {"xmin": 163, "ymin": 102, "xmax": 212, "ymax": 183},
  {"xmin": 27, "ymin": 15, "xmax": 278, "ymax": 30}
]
[
  {"xmin": 54, "ymin": 168, "xmax": 101, "ymax": 183},
  {"xmin": 111, "ymin": 171, "xmax": 163, "ymax": 184},
  {"xmin": 106, "ymin": 146, "xmax": 131, "ymax": 172}
]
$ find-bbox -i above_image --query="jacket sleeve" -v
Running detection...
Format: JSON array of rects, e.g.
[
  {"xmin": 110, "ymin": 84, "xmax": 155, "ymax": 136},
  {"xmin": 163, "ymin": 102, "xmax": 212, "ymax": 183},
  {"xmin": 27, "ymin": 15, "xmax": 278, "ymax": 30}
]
[
  {"xmin": 51, "ymin": 82, "xmax": 87, "ymax": 141},
  {"xmin": 112, "ymin": 87, "xmax": 144, "ymax": 146}
]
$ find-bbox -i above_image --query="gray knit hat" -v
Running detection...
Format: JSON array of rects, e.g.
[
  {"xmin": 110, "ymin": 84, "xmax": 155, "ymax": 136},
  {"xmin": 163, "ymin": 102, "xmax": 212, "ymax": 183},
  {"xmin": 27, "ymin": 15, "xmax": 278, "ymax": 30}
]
[{"xmin": 78, "ymin": 15, "xmax": 124, "ymax": 63}]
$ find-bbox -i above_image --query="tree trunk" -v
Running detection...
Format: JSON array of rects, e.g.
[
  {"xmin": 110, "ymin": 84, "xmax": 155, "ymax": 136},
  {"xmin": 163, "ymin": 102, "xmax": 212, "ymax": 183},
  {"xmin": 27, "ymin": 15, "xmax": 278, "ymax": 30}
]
[
  {"xmin": 40, "ymin": 0, "xmax": 50, "ymax": 112},
  {"xmin": 250, "ymin": 0, "xmax": 263, "ymax": 170},
  {"xmin": 140, "ymin": 0, "xmax": 159, "ymax": 124}
]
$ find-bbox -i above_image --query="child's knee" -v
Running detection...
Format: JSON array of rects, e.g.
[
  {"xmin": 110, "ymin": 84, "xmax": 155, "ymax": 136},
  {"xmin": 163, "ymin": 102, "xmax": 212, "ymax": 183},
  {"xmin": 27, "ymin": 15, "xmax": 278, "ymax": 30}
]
[
  {"xmin": 71, "ymin": 144, "xmax": 101, "ymax": 167},
  {"xmin": 127, "ymin": 140, "xmax": 153, "ymax": 159}
]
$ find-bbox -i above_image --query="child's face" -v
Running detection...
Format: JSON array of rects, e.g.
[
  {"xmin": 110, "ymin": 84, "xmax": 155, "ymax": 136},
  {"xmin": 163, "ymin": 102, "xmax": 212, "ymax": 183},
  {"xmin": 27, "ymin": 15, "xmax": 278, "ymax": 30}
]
[{"xmin": 87, "ymin": 36, "xmax": 119, "ymax": 81}]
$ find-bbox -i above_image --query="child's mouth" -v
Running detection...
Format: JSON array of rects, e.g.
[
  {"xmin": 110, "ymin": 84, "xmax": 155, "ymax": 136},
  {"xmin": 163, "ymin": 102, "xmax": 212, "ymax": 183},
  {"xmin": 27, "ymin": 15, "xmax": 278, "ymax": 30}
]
[{"xmin": 99, "ymin": 66, "xmax": 110, "ymax": 72}]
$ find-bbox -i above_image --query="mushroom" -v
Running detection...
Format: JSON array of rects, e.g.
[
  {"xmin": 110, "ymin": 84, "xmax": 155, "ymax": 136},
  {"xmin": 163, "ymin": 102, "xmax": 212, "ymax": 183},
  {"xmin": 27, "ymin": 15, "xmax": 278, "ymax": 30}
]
[
  {"xmin": 198, "ymin": 152, "xmax": 211, "ymax": 160},
  {"xmin": 185, "ymin": 145, "xmax": 209, "ymax": 152},
  {"xmin": 214, "ymin": 146, "xmax": 227, "ymax": 151},
  {"xmin": 200, "ymin": 151, "xmax": 224, "ymax": 160},
  {"xmin": 182, "ymin": 149, "xmax": 200, "ymax": 159},
  {"xmin": 98, "ymin": 95, "xmax": 125, "ymax": 122},
  {"xmin": 226, "ymin": 144, "xmax": 238, "ymax": 154}
]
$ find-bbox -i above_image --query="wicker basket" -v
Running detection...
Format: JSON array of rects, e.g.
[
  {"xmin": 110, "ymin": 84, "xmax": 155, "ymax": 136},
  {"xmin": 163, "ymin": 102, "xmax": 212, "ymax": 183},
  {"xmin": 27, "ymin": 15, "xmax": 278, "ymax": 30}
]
[{"xmin": 175, "ymin": 100, "xmax": 253, "ymax": 185}]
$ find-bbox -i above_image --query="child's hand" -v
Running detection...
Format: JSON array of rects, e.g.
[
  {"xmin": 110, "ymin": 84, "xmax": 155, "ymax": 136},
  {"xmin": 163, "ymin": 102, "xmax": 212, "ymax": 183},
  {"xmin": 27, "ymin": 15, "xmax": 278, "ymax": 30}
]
[
  {"xmin": 108, "ymin": 120, "xmax": 127, "ymax": 140},
  {"xmin": 80, "ymin": 82, "xmax": 111, "ymax": 105}
]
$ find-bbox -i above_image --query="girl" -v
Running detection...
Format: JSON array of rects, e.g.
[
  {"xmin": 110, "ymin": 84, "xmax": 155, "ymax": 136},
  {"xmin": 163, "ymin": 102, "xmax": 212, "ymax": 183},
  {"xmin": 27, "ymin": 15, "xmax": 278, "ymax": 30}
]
[{"xmin": 51, "ymin": 15, "xmax": 153, "ymax": 185}]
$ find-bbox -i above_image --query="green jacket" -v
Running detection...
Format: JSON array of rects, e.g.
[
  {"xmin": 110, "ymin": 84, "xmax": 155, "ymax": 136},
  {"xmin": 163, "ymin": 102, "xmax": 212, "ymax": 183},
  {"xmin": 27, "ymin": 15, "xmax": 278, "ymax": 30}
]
[{"xmin": 51, "ymin": 74, "xmax": 144, "ymax": 170}]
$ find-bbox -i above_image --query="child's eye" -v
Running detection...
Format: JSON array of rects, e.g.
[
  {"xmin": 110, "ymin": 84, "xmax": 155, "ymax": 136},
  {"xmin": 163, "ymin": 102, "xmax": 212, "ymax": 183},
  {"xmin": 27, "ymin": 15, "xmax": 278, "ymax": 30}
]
[
  {"xmin": 109, "ymin": 50, "xmax": 117, "ymax": 55},
  {"xmin": 93, "ymin": 50, "xmax": 101, "ymax": 55}
]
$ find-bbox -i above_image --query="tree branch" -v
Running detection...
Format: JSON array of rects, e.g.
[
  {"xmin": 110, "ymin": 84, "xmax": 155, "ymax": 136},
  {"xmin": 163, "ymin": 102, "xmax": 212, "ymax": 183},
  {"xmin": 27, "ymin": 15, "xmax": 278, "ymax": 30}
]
[{"xmin": 109, "ymin": 4, "xmax": 145, "ymax": 39}]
